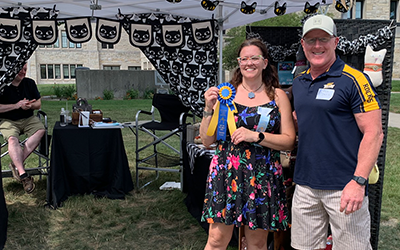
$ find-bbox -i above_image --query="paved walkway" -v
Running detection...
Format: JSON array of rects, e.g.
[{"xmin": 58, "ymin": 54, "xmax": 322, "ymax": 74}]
[{"xmin": 389, "ymin": 112, "xmax": 400, "ymax": 128}]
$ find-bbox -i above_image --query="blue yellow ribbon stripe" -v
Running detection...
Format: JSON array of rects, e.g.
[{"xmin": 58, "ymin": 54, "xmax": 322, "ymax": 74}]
[{"xmin": 207, "ymin": 82, "xmax": 237, "ymax": 140}]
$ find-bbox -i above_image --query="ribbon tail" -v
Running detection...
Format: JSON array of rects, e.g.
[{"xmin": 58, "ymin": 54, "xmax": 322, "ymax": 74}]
[
  {"xmin": 227, "ymin": 106, "xmax": 237, "ymax": 136},
  {"xmin": 206, "ymin": 102, "xmax": 220, "ymax": 137}
]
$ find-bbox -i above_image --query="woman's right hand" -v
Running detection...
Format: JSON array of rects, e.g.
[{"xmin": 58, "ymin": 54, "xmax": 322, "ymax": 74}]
[{"xmin": 204, "ymin": 87, "xmax": 219, "ymax": 112}]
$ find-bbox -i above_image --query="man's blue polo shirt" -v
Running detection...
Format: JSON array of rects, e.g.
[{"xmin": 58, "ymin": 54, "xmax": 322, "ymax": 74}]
[{"xmin": 292, "ymin": 56, "xmax": 381, "ymax": 190}]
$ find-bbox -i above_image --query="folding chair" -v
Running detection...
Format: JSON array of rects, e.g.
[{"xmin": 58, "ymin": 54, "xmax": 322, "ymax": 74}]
[
  {"xmin": 135, "ymin": 93, "xmax": 193, "ymax": 190},
  {"xmin": 1, "ymin": 110, "xmax": 51, "ymax": 179}
]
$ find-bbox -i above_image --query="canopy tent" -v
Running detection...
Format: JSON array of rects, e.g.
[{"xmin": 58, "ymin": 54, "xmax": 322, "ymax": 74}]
[{"xmin": 0, "ymin": 0, "xmax": 332, "ymax": 114}]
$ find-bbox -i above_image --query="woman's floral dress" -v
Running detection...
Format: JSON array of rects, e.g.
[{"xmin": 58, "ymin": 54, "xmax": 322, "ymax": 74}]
[{"xmin": 201, "ymin": 101, "xmax": 289, "ymax": 231}]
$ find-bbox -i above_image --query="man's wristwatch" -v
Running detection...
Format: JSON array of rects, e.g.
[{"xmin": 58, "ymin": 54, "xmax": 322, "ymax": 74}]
[
  {"xmin": 256, "ymin": 132, "xmax": 265, "ymax": 144},
  {"xmin": 352, "ymin": 176, "xmax": 367, "ymax": 186}
]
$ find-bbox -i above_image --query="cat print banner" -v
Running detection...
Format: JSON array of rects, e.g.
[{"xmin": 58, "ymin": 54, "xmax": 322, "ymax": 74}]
[
  {"xmin": 65, "ymin": 18, "xmax": 92, "ymax": 43},
  {"xmin": 31, "ymin": 19, "xmax": 58, "ymax": 45},
  {"xmin": 96, "ymin": 18, "xmax": 122, "ymax": 45},
  {"xmin": 0, "ymin": 18, "xmax": 22, "ymax": 43},
  {"xmin": 122, "ymin": 14, "xmax": 219, "ymax": 116}
]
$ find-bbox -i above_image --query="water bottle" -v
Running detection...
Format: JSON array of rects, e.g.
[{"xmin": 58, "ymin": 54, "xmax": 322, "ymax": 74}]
[
  {"xmin": 325, "ymin": 235, "xmax": 332, "ymax": 250},
  {"xmin": 60, "ymin": 108, "xmax": 67, "ymax": 126}
]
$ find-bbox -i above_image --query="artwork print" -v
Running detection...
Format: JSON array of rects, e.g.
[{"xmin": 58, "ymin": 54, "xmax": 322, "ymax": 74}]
[{"xmin": 31, "ymin": 19, "xmax": 58, "ymax": 45}]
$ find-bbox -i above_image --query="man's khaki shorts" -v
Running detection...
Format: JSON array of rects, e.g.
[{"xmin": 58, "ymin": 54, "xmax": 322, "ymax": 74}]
[
  {"xmin": 0, "ymin": 116, "xmax": 45, "ymax": 141},
  {"xmin": 291, "ymin": 184, "xmax": 372, "ymax": 250}
]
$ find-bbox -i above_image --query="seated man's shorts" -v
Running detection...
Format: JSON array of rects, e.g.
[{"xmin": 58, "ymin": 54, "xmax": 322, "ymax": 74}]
[{"xmin": 0, "ymin": 116, "xmax": 45, "ymax": 141}]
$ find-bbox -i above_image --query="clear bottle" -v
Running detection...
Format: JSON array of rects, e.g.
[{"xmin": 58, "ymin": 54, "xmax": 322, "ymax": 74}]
[{"xmin": 60, "ymin": 108, "xmax": 67, "ymax": 126}]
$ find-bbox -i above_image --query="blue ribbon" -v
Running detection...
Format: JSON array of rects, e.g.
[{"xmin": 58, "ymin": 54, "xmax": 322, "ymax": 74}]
[{"xmin": 216, "ymin": 82, "xmax": 236, "ymax": 140}]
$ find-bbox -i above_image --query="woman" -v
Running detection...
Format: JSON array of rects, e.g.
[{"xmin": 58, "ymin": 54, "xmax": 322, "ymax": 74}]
[{"xmin": 200, "ymin": 38, "xmax": 296, "ymax": 250}]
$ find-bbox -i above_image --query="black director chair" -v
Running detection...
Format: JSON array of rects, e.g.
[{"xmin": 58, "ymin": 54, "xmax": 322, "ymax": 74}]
[
  {"xmin": 135, "ymin": 93, "xmax": 194, "ymax": 190},
  {"xmin": 1, "ymin": 110, "xmax": 50, "ymax": 179}
]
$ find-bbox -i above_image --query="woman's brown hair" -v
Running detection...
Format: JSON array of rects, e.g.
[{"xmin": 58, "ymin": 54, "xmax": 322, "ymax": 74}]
[{"xmin": 230, "ymin": 38, "xmax": 280, "ymax": 100}]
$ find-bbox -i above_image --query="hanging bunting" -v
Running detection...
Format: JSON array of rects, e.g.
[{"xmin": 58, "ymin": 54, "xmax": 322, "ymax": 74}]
[
  {"xmin": 0, "ymin": 18, "xmax": 22, "ymax": 43},
  {"xmin": 65, "ymin": 17, "xmax": 92, "ymax": 43},
  {"xmin": 96, "ymin": 18, "xmax": 122, "ymax": 44},
  {"xmin": 274, "ymin": 2, "xmax": 287, "ymax": 16},
  {"xmin": 240, "ymin": 1, "xmax": 257, "ymax": 14},
  {"xmin": 129, "ymin": 24, "xmax": 153, "ymax": 47},
  {"xmin": 201, "ymin": 0, "xmax": 219, "ymax": 11},
  {"xmin": 161, "ymin": 24, "xmax": 184, "ymax": 47},
  {"xmin": 191, "ymin": 21, "xmax": 214, "ymax": 44},
  {"xmin": 31, "ymin": 19, "xmax": 58, "ymax": 45},
  {"xmin": 207, "ymin": 82, "xmax": 237, "ymax": 141}
]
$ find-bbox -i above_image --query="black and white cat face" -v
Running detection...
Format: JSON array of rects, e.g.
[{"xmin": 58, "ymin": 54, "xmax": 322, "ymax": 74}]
[
  {"xmin": 162, "ymin": 25, "xmax": 183, "ymax": 47},
  {"xmin": 192, "ymin": 78, "xmax": 207, "ymax": 90},
  {"xmin": 164, "ymin": 49, "xmax": 178, "ymax": 61},
  {"xmin": 191, "ymin": 21, "xmax": 213, "ymax": 44},
  {"xmin": 165, "ymin": 30, "xmax": 181, "ymax": 43},
  {"xmin": 178, "ymin": 50, "xmax": 193, "ymax": 63},
  {"xmin": 168, "ymin": 74, "xmax": 180, "ymax": 86},
  {"xmin": 185, "ymin": 64, "xmax": 199, "ymax": 77},
  {"xmin": 35, "ymin": 25, "xmax": 54, "ymax": 40},
  {"xmin": 194, "ymin": 27, "xmax": 211, "ymax": 42},
  {"xmin": 201, "ymin": 65, "xmax": 215, "ymax": 77},
  {"xmin": 99, "ymin": 24, "xmax": 117, "ymax": 39},
  {"xmin": 180, "ymin": 78, "xmax": 191, "ymax": 88},
  {"xmin": 70, "ymin": 23, "xmax": 89, "ymax": 39},
  {"xmin": 133, "ymin": 29, "xmax": 150, "ymax": 43},
  {"xmin": 0, "ymin": 45, "xmax": 13, "ymax": 56},
  {"xmin": 194, "ymin": 51, "xmax": 207, "ymax": 64},
  {"xmin": 172, "ymin": 61, "xmax": 183, "ymax": 74},
  {"xmin": 157, "ymin": 60, "xmax": 171, "ymax": 74},
  {"xmin": 187, "ymin": 38, "xmax": 202, "ymax": 50},
  {"xmin": 0, "ymin": 24, "xmax": 18, "ymax": 40},
  {"xmin": 129, "ymin": 24, "xmax": 152, "ymax": 47}
]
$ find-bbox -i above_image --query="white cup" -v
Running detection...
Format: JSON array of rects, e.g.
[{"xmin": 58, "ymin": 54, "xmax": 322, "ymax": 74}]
[{"xmin": 79, "ymin": 111, "xmax": 90, "ymax": 126}]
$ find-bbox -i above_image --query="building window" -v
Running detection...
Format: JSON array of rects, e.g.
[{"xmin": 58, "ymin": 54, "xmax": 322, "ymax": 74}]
[
  {"xmin": 61, "ymin": 31, "xmax": 68, "ymax": 48},
  {"xmin": 40, "ymin": 64, "xmax": 82, "ymax": 79},
  {"xmin": 55, "ymin": 64, "xmax": 61, "ymax": 79},
  {"xmin": 391, "ymin": 0, "xmax": 398, "ymax": 20},
  {"xmin": 47, "ymin": 65, "xmax": 54, "ymax": 79},
  {"xmin": 103, "ymin": 66, "xmax": 120, "ymax": 70},
  {"xmin": 40, "ymin": 64, "xmax": 46, "ymax": 79},
  {"xmin": 128, "ymin": 66, "xmax": 141, "ymax": 70},
  {"xmin": 101, "ymin": 43, "xmax": 114, "ymax": 49},
  {"xmin": 63, "ymin": 64, "xmax": 70, "ymax": 78},
  {"xmin": 355, "ymin": 0, "xmax": 363, "ymax": 19}
]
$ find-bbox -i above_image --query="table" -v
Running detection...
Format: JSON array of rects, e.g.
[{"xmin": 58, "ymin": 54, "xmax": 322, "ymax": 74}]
[{"xmin": 46, "ymin": 122, "xmax": 134, "ymax": 208}]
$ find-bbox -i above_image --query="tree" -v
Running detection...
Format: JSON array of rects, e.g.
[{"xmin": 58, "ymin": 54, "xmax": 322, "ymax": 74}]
[{"xmin": 222, "ymin": 12, "xmax": 305, "ymax": 71}]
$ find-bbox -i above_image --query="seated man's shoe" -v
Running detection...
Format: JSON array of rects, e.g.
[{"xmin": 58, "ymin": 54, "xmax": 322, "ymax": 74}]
[
  {"xmin": 9, "ymin": 162, "xmax": 21, "ymax": 182},
  {"xmin": 21, "ymin": 175, "xmax": 35, "ymax": 194}
]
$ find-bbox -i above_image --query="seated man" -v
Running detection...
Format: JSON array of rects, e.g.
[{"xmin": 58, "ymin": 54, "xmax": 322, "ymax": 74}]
[{"xmin": 0, "ymin": 64, "xmax": 45, "ymax": 193}]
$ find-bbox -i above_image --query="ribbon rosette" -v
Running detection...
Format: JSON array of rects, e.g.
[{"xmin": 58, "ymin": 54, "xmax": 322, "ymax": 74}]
[{"xmin": 207, "ymin": 82, "xmax": 237, "ymax": 140}]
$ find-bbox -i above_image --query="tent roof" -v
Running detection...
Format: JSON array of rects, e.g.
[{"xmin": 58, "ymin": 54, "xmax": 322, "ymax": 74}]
[{"xmin": 0, "ymin": 0, "xmax": 331, "ymax": 30}]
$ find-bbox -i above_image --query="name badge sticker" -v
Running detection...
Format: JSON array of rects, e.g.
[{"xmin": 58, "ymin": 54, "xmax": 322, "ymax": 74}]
[{"xmin": 316, "ymin": 88, "xmax": 334, "ymax": 101}]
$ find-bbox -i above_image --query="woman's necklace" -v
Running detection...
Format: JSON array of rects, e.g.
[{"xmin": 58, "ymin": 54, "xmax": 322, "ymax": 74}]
[{"xmin": 242, "ymin": 83, "xmax": 263, "ymax": 99}]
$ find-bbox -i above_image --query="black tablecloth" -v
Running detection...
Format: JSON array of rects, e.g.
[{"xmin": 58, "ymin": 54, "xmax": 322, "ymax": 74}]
[
  {"xmin": 46, "ymin": 122, "xmax": 134, "ymax": 208},
  {"xmin": 0, "ymin": 170, "xmax": 8, "ymax": 249}
]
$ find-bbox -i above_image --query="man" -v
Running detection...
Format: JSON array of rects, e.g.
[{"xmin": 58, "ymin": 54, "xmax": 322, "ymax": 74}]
[
  {"xmin": 291, "ymin": 15, "xmax": 383, "ymax": 250},
  {"xmin": 0, "ymin": 64, "xmax": 45, "ymax": 193}
]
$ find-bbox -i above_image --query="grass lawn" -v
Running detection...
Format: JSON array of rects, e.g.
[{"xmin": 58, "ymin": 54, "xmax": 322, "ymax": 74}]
[{"xmin": 1, "ymin": 93, "xmax": 400, "ymax": 249}]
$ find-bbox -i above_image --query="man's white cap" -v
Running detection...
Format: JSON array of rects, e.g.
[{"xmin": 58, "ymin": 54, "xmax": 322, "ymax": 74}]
[{"xmin": 302, "ymin": 15, "xmax": 337, "ymax": 37}]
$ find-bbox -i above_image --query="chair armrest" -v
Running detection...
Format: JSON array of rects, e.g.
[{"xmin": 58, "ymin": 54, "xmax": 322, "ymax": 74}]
[
  {"xmin": 135, "ymin": 106, "xmax": 155, "ymax": 125},
  {"xmin": 37, "ymin": 110, "xmax": 48, "ymax": 128},
  {"xmin": 180, "ymin": 111, "xmax": 196, "ymax": 126}
]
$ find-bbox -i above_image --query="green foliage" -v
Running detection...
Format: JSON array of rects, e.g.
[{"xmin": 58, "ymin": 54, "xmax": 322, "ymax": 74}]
[
  {"xmin": 391, "ymin": 80, "xmax": 400, "ymax": 92},
  {"xmin": 143, "ymin": 88, "xmax": 155, "ymax": 99},
  {"xmin": 124, "ymin": 88, "xmax": 139, "ymax": 100},
  {"xmin": 53, "ymin": 84, "xmax": 76, "ymax": 99},
  {"xmin": 103, "ymin": 89, "xmax": 114, "ymax": 100}
]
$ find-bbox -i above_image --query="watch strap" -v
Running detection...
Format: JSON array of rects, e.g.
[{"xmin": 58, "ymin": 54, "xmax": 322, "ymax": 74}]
[
  {"xmin": 352, "ymin": 175, "xmax": 367, "ymax": 186},
  {"xmin": 203, "ymin": 110, "xmax": 213, "ymax": 117},
  {"xmin": 256, "ymin": 132, "xmax": 264, "ymax": 144}
]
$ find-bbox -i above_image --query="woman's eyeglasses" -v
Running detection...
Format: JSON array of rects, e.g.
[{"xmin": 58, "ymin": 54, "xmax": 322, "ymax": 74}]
[
  {"xmin": 237, "ymin": 55, "xmax": 264, "ymax": 65},
  {"xmin": 302, "ymin": 36, "xmax": 334, "ymax": 45}
]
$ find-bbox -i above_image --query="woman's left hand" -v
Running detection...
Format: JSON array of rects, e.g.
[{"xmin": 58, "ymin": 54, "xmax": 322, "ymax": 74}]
[{"xmin": 231, "ymin": 127, "xmax": 258, "ymax": 145}]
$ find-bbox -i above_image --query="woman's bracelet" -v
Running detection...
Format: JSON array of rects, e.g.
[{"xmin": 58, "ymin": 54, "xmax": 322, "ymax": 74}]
[{"xmin": 203, "ymin": 110, "xmax": 213, "ymax": 117}]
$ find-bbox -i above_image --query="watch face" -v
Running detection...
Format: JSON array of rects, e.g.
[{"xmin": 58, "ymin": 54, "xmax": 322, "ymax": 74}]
[{"xmin": 353, "ymin": 176, "xmax": 367, "ymax": 185}]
